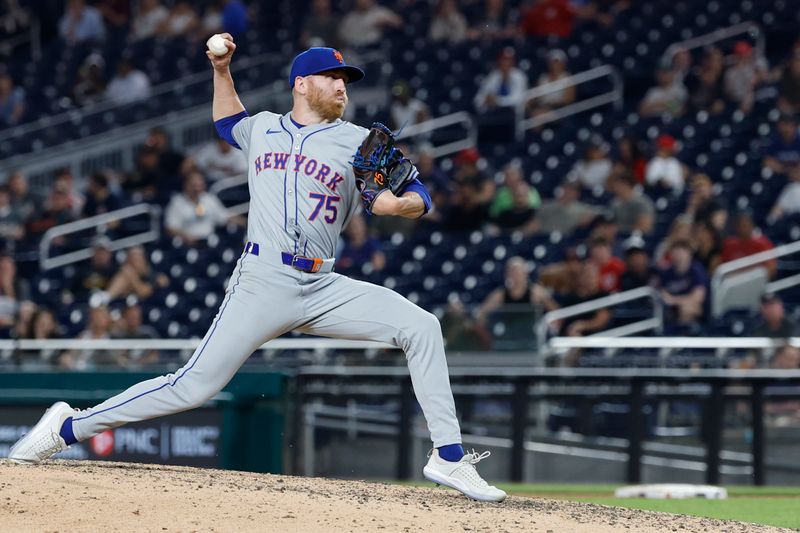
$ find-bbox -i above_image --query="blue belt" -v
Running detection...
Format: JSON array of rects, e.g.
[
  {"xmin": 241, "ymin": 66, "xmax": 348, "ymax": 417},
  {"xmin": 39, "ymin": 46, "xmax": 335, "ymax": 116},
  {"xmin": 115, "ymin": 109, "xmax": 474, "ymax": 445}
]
[{"xmin": 245, "ymin": 242, "xmax": 334, "ymax": 273}]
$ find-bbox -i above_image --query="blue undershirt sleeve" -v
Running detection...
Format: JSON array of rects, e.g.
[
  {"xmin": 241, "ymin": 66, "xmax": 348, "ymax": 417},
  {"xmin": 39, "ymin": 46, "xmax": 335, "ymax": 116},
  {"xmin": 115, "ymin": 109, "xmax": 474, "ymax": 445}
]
[
  {"xmin": 214, "ymin": 110, "xmax": 249, "ymax": 150},
  {"xmin": 399, "ymin": 178, "xmax": 432, "ymax": 216}
]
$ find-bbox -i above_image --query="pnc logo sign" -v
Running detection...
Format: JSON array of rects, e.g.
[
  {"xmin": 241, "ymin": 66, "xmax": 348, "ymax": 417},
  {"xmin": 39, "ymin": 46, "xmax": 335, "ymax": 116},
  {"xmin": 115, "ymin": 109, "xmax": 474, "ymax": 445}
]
[{"xmin": 90, "ymin": 430, "xmax": 114, "ymax": 457}]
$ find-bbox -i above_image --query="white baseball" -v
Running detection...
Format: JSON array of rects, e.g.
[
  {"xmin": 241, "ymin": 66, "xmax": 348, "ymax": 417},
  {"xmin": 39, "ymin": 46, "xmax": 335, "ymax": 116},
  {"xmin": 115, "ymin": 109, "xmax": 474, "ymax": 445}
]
[{"xmin": 207, "ymin": 34, "xmax": 229, "ymax": 57}]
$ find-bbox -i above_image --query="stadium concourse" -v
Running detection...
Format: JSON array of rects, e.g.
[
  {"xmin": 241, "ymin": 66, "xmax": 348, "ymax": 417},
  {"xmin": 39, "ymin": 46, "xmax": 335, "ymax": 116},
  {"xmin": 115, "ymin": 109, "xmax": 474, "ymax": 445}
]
[{"xmin": 0, "ymin": 0, "xmax": 798, "ymax": 376}]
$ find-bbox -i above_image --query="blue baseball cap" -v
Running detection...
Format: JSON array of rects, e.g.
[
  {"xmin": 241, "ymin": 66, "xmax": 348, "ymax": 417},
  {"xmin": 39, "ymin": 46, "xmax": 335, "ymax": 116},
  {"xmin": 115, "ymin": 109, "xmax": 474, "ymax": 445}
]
[{"xmin": 289, "ymin": 47, "xmax": 365, "ymax": 88}]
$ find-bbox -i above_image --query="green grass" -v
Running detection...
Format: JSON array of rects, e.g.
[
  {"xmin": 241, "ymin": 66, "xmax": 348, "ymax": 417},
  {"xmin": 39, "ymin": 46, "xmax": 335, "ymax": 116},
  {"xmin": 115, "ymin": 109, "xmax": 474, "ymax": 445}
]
[{"xmin": 498, "ymin": 483, "xmax": 800, "ymax": 530}]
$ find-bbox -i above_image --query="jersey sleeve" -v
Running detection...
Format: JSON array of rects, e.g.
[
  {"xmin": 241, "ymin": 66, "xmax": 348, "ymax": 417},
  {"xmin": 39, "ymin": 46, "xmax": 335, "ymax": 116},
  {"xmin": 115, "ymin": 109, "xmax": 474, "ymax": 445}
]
[
  {"xmin": 398, "ymin": 178, "xmax": 432, "ymax": 216},
  {"xmin": 215, "ymin": 111, "xmax": 249, "ymax": 150}
]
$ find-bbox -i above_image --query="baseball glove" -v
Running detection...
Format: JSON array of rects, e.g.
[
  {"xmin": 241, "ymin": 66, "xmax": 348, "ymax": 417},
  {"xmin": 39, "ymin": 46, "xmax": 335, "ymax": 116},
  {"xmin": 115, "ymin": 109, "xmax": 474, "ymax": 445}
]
[{"xmin": 351, "ymin": 122, "xmax": 418, "ymax": 214}]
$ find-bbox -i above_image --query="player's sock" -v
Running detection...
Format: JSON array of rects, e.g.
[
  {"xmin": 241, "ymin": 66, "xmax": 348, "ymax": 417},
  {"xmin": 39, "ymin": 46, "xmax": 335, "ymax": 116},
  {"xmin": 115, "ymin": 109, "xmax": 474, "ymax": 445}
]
[
  {"xmin": 437, "ymin": 443, "xmax": 464, "ymax": 462},
  {"xmin": 59, "ymin": 417, "xmax": 77, "ymax": 445}
]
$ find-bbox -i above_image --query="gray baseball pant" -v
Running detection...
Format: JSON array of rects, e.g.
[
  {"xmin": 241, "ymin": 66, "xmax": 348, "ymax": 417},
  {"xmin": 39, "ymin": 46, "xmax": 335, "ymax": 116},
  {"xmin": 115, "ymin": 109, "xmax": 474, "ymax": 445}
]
[{"xmin": 72, "ymin": 250, "xmax": 463, "ymax": 447}]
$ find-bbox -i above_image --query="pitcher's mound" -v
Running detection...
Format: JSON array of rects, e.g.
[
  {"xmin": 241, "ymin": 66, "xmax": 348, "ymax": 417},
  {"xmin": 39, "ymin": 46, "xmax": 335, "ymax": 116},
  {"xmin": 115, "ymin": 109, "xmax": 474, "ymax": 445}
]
[{"xmin": 0, "ymin": 461, "xmax": 787, "ymax": 532}]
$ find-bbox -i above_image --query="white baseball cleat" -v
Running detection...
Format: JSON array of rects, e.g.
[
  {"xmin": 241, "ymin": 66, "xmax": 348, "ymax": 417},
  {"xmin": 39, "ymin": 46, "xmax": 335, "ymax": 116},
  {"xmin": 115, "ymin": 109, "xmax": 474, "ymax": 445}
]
[
  {"xmin": 423, "ymin": 449, "xmax": 507, "ymax": 502},
  {"xmin": 8, "ymin": 401, "xmax": 75, "ymax": 464}
]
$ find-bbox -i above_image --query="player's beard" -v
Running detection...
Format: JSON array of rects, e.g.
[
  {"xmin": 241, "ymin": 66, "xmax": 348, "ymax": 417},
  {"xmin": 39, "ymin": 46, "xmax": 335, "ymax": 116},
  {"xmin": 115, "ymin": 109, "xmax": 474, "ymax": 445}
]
[{"xmin": 307, "ymin": 81, "xmax": 347, "ymax": 122}]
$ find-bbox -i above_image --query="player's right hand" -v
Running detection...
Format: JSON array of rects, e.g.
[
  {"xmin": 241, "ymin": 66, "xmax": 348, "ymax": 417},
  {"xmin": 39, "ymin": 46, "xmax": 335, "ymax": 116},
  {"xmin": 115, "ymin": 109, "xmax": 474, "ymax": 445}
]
[{"xmin": 206, "ymin": 33, "xmax": 236, "ymax": 71}]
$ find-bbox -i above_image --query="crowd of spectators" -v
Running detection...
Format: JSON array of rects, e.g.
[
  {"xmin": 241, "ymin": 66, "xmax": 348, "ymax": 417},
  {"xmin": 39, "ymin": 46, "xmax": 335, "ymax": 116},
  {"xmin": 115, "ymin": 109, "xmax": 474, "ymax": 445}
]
[{"xmin": 1, "ymin": 0, "xmax": 799, "ymax": 373}]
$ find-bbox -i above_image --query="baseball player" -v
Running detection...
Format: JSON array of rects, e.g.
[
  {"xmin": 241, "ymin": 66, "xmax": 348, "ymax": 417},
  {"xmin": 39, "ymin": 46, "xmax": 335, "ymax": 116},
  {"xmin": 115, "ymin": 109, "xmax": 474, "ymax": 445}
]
[{"xmin": 9, "ymin": 36, "xmax": 506, "ymax": 503}]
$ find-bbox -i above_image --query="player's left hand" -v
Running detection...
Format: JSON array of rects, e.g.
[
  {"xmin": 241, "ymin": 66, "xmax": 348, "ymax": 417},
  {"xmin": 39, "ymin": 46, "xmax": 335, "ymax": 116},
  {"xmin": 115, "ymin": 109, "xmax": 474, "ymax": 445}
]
[{"xmin": 351, "ymin": 122, "xmax": 417, "ymax": 214}]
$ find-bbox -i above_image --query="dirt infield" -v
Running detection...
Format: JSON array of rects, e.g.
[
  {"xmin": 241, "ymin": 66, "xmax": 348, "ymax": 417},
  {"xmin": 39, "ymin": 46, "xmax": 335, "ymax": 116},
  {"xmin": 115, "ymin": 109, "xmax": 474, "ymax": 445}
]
[{"xmin": 0, "ymin": 461, "xmax": 790, "ymax": 532}]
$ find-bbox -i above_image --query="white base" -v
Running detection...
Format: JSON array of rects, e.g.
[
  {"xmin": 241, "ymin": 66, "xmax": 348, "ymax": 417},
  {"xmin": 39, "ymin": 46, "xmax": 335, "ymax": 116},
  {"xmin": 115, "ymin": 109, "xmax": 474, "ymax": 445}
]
[{"xmin": 614, "ymin": 484, "xmax": 728, "ymax": 499}]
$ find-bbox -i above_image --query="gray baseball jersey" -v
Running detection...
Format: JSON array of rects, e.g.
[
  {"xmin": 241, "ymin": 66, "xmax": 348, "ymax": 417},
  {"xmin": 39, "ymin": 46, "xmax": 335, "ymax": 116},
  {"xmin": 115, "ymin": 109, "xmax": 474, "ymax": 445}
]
[
  {"xmin": 70, "ymin": 111, "xmax": 463, "ymax": 450},
  {"xmin": 233, "ymin": 111, "xmax": 365, "ymax": 259}
]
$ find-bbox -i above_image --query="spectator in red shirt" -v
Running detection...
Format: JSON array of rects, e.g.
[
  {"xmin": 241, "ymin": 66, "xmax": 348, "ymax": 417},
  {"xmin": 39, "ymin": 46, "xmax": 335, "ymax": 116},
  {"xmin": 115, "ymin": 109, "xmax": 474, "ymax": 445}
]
[
  {"xmin": 588, "ymin": 236, "xmax": 625, "ymax": 293},
  {"xmin": 520, "ymin": 0, "xmax": 576, "ymax": 39},
  {"xmin": 721, "ymin": 211, "xmax": 776, "ymax": 278}
]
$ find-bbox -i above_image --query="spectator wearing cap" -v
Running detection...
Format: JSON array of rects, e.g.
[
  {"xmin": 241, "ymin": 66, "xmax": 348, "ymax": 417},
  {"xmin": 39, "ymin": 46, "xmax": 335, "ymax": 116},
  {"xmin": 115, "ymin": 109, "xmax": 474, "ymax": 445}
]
[
  {"xmin": 26, "ymin": 188, "xmax": 76, "ymax": 244},
  {"xmin": 428, "ymin": 0, "xmax": 468, "ymax": 45},
  {"xmin": 58, "ymin": 0, "xmax": 106, "ymax": 45},
  {"xmin": 762, "ymin": 113, "xmax": 800, "ymax": 178},
  {"xmin": 0, "ymin": 71, "xmax": 25, "ymax": 127},
  {"xmin": 105, "ymin": 58, "xmax": 152, "ymax": 105},
  {"xmin": 684, "ymin": 173, "xmax": 727, "ymax": 232},
  {"xmin": 778, "ymin": 53, "xmax": 800, "ymax": 115},
  {"xmin": 453, "ymin": 148, "xmax": 494, "ymax": 204},
  {"xmin": 568, "ymin": 136, "xmax": 612, "ymax": 190},
  {"xmin": 723, "ymin": 40, "xmax": 768, "ymax": 114},
  {"xmin": 656, "ymin": 239, "xmax": 708, "ymax": 327},
  {"xmin": 536, "ymin": 181, "xmax": 602, "ymax": 236},
  {"xmin": 339, "ymin": 0, "xmax": 402, "ymax": 49},
  {"xmin": 520, "ymin": 0, "xmax": 576, "ymax": 39},
  {"xmin": 645, "ymin": 134, "xmax": 687, "ymax": 193},
  {"xmin": 639, "ymin": 64, "xmax": 688, "ymax": 118},
  {"xmin": 607, "ymin": 171, "xmax": 655, "ymax": 234},
  {"xmin": 721, "ymin": 211, "xmax": 776, "ymax": 279},
  {"xmin": 750, "ymin": 293, "xmax": 798, "ymax": 338},
  {"xmin": 73, "ymin": 238, "xmax": 116, "ymax": 297},
  {"xmin": 389, "ymin": 81, "xmax": 430, "ymax": 132},
  {"xmin": 72, "ymin": 53, "xmax": 107, "ymax": 107},
  {"xmin": 686, "ymin": 46, "xmax": 726, "ymax": 115},
  {"xmin": 693, "ymin": 221, "xmax": 723, "ymax": 275},
  {"xmin": 529, "ymin": 50, "xmax": 575, "ymax": 117},
  {"xmin": 620, "ymin": 237, "xmax": 656, "ymax": 291},
  {"xmin": 82, "ymin": 172, "xmax": 123, "ymax": 219}
]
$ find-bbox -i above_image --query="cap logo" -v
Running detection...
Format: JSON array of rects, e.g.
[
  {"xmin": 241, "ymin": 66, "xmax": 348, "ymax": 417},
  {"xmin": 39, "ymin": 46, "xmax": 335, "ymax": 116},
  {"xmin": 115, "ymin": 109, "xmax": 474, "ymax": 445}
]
[{"xmin": 333, "ymin": 49, "xmax": 344, "ymax": 64}]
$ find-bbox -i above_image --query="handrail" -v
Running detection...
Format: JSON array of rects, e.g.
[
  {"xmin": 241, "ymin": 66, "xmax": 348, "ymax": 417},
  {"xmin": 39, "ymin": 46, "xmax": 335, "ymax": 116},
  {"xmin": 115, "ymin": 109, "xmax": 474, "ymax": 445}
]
[
  {"xmin": 0, "ymin": 50, "xmax": 287, "ymax": 144},
  {"xmin": 209, "ymin": 175, "xmax": 247, "ymax": 196},
  {"xmin": 549, "ymin": 336, "xmax": 800, "ymax": 350},
  {"xmin": 663, "ymin": 21, "xmax": 764, "ymax": 63},
  {"xmin": 396, "ymin": 111, "xmax": 477, "ymax": 159},
  {"xmin": 537, "ymin": 286, "xmax": 663, "ymax": 353},
  {"xmin": 39, "ymin": 204, "xmax": 162, "ymax": 270},
  {"xmin": 1, "ymin": 338, "xmax": 395, "ymax": 351},
  {"xmin": 0, "ymin": 81, "xmax": 285, "ymax": 189},
  {"xmin": 710, "ymin": 239, "xmax": 800, "ymax": 316},
  {"xmin": 515, "ymin": 65, "xmax": 623, "ymax": 141}
]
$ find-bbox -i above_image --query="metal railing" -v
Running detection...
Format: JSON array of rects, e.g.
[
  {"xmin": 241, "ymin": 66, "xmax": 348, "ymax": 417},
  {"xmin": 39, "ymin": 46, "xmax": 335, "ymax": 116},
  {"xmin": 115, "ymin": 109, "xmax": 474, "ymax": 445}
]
[
  {"xmin": 294, "ymin": 365, "xmax": 800, "ymax": 484},
  {"xmin": 711, "ymin": 240, "xmax": 800, "ymax": 317},
  {"xmin": 537, "ymin": 286, "xmax": 663, "ymax": 354},
  {"xmin": 396, "ymin": 111, "xmax": 477, "ymax": 158},
  {"xmin": 39, "ymin": 204, "xmax": 162, "ymax": 270},
  {"xmin": 515, "ymin": 65, "xmax": 623, "ymax": 140},
  {"xmin": 663, "ymin": 21, "xmax": 764, "ymax": 63},
  {"xmin": 0, "ymin": 338, "xmax": 395, "ymax": 352},
  {"xmin": 209, "ymin": 174, "xmax": 249, "ymax": 217},
  {"xmin": 548, "ymin": 336, "xmax": 800, "ymax": 350}
]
